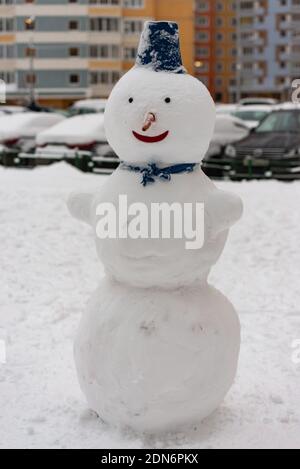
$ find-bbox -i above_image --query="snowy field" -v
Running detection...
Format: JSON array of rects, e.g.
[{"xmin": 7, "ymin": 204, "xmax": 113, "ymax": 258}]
[{"xmin": 0, "ymin": 162, "xmax": 299, "ymax": 449}]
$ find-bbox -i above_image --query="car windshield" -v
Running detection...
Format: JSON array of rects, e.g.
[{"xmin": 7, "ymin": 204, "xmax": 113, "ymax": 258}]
[
  {"xmin": 256, "ymin": 111, "xmax": 300, "ymax": 133},
  {"xmin": 233, "ymin": 111, "xmax": 268, "ymax": 122}
]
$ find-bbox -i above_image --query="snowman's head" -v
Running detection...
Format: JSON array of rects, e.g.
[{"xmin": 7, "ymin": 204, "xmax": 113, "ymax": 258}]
[
  {"xmin": 104, "ymin": 21, "xmax": 216, "ymax": 165},
  {"xmin": 105, "ymin": 69, "xmax": 215, "ymax": 165}
]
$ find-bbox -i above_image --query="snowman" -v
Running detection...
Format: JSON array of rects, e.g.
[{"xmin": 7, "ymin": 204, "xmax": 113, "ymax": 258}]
[{"xmin": 68, "ymin": 21, "xmax": 243, "ymax": 434}]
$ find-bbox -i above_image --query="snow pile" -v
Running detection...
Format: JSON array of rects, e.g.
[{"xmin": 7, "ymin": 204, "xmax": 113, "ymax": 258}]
[{"xmin": 0, "ymin": 163, "xmax": 300, "ymax": 448}]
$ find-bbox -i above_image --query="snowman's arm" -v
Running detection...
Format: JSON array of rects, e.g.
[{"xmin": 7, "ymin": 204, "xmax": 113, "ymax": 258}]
[
  {"xmin": 205, "ymin": 189, "xmax": 243, "ymax": 236},
  {"xmin": 67, "ymin": 192, "xmax": 94, "ymax": 225}
]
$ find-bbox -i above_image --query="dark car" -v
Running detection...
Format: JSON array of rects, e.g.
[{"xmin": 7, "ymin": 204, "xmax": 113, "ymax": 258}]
[{"xmin": 202, "ymin": 109, "xmax": 300, "ymax": 181}]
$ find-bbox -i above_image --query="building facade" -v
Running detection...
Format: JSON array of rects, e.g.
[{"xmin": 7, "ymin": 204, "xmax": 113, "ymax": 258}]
[
  {"xmin": 0, "ymin": 0, "xmax": 195, "ymax": 108},
  {"xmin": 2, "ymin": 0, "xmax": 299, "ymax": 106},
  {"xmin": 194, "ymin": 0, "xmax": 237, "ymax": 102},
  {"xmin": 236, "ymin": 0, "xmax": 300, "ymax": 101}
]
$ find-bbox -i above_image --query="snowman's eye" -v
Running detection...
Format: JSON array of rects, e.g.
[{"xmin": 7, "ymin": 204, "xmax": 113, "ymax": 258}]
[
  {"xmin": 129, "ymin": 97, "xmax": 134, "ymax": 103},
  {"xmin": 165, "ymin": 97, "xmax": 171, "ymax": 104}
]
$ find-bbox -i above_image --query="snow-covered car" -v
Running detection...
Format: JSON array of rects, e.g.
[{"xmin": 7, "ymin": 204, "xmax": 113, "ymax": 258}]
[
  {"xmin": 69, "ymin": 99, "xmax": 107, "ymax": 116},
  {"xmin": 203, "ymin": 115, "xmax": 250, "ymax": 178},
  {"xmin": 231, "ymin": 105, "xmax": 273, "ymax": 129},
  {"xmin": 206, "ymin": 115, "xmax": 250, "ymax": 158},
  {"xmin": 217, "ymin": 104, "xmax": 272, "ymax": 129},
  {"xmin": 221, "ymin": 108, "xmax": 300, "ymax": 181},
  {"xmin": 0, "ymin": 112, "xmax": 65, "ymax": 164},
  {"xmin": 24, "ymin": 113, "xmax": 118, "ymax": 173},
  {"xmin": 0, "ymin": 105, "xmax": 27, "ymax": 115}
]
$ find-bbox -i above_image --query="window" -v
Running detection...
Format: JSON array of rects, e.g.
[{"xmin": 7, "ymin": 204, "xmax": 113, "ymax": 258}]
[
  {"xmin": 69, "ymin": 21, "xmax": 79, "ymax": 31},
  {"xmin": 256, "ymin": 112, "xmax": 300, "ymax": 133},
  {"xmin": 196, "ymin": 31, "xmax": 209, "ymax": 42},
  {"xmin": 124, "ymin": 46, "xmax": 137, "ymax": 60},
  {"xmin": 70, "ymin": 74, "xmax": 80, "ymax": 85},
  {"xmin": 90, "ymin": 70, "xmax": 120, "ymax": 85},
  {"xmin": 196, "ymin": 0, "xmax": 209, "ymax": 11},
  {"xmin": 0, "ymin": 71, "xmax": 15, "ymax": 84},
  {"xmin": 196, "ymin": 47, "xmax": 209, "ymax": 57},
  {"xmin": 25, "ymin": 47, "xmax": 36, "ymax": 58},
  {"xmin": 26, "ymin": 73, "xmax": 36, "ymax": 85},
  {"xmin": 89, "ymin": 44, "xmax": 120, "ymax": 59},
  {"xmin": 0, "ymin": 18, "xmax": 14, "ymax": 32},
  {"xmin": 0, "ymin": 45, "xmax": 14, "ymax": 59},
  {"xmin": 90, "ymin": 17, "xmax": 120, "ymax": 32},
  {"xmin": 89, "ymin": 0, "xmax": 120, "ymax": 4},
  {"xmin": 196, "ymin": 16, "xmax": 209, "ymax": 27},
  {"xmin": 69, "ymin": 47, "xmax": 79, "ymax": 57},
  {"xmin": 124, "ymin": 0, "xmax": 144, "ymax": 7},
  {"xmin": 124, "ymin": 20, "xmax": 144, "ymax": 34}
]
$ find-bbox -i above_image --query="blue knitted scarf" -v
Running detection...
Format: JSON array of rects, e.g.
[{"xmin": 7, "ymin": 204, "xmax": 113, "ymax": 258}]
[{"xmin": 120, "ymin": 162, "xmax": 198, "ymax": 187}]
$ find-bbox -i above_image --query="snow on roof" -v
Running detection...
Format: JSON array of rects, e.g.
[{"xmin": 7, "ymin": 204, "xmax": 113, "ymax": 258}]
[
  {"xmin": 0, "ymin": 112, "xmax": 65, "ymax": 140},
  {"xmin": 216, "ymin": 104, "xmax": 238, "ymax": 114},
  {"xmin": 214, "ymin": 114, "xmax": 250, "ymax": 133},
  {"xmin": 234, "ymin": 104, "xmax": 273, "ymax": 112},
  {"xmin": 217, "ymin": 104, "xmax": 273, "ymax": 114},
  {"xmin": 239, "ymin": 97, "xmax": 278, "ymax": 105},
  {"xmin": 276, "ymin": 102, "xmax": 300, "ymax": 111},
  {"xmin": 36, "ymin": 113, "xmax": 106, "ymax": 146},
  {"xmin": 71, "ymin": 99, "xmax": 107, "ymax": 111}
]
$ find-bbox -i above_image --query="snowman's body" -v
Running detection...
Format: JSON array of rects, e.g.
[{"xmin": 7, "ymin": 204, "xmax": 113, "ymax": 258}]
[
  {"xmin": 89, "ymin": 168, "xmax": 230, "ymax": 289},
  {"xmin": 75, "ymin": 280, "xmax": 240, "ymax": 434},
  {"xmin": 69, "ymin": 22, "xmax": 243, "ymax": 434}
]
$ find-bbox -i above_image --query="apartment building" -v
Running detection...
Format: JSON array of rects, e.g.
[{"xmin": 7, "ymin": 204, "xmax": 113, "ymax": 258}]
[
  {"xmin": 236, "ymin": 0, "xmax": 300, "ymax": 100},
  {"xmin": 0, "ymin": 0, "xmax": 195, "ymax": 108},
  {"xmin": 194, "ymin": 0, "xmax": 237, "ymax": 102}
]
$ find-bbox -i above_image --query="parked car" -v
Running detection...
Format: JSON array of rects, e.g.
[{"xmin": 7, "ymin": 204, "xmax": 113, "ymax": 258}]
[
  {"xmin": 0, "ymin": 112, "xmax": 65, "ymax": 166},
  {"xmin": 68, "ymin": 99, "xmax": 107, "ymax": 116},
  {"xmin": 218, "ymin": 109, "xmax": 300, "ymax": 181},
  {"xmin": 23, "ymin": 113, "xmax": 118, "ymax": 173},
  {"xmin": 0, "ymin": 105, "xmax": 27, "ymax": 115},
  {"xmin": 238, "ymin": 97, "xmax": 278, "ymax": 106},
  {"xmin": 203, "ymin": 115, "xmax": 250, "ymax": 178},
  {"xmin": 207, "ymin": 115, "xmax": 250, "ymax": 157},
  {"xmin": 231, "ymin": 105, "xmax": 272, "ymax": 129},
  {"xmin": 216, "ymin": 104, "xmax": 272, "ymax": 129}
]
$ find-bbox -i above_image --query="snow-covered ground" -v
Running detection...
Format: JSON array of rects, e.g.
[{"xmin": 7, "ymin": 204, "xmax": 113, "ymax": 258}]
[{"xmin": 0, "ymin": 163, "xmax": 299, "ymax": 449}]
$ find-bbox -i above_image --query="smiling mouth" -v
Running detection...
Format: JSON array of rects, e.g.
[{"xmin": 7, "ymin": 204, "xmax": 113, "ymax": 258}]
[{"xmin": 132, "ymin": 130, "xmax": 169, "ymax": 143}]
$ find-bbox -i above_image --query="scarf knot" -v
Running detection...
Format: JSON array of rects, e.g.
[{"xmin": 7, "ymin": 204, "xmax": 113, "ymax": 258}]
[{"xmin": 120, "ymin": 162, "xmax": 198, "ymax": 187}]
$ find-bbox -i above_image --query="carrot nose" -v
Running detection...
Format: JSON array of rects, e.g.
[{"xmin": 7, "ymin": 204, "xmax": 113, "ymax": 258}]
[{"xmin": 142, "ymin": 112, "xmax": 156, "ymax": 132}]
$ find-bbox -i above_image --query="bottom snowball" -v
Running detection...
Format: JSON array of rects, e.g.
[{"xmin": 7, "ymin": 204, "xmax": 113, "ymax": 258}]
[{"xmin": 74, "ymin": 279, "xmax": 240, "ymax": 434}]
